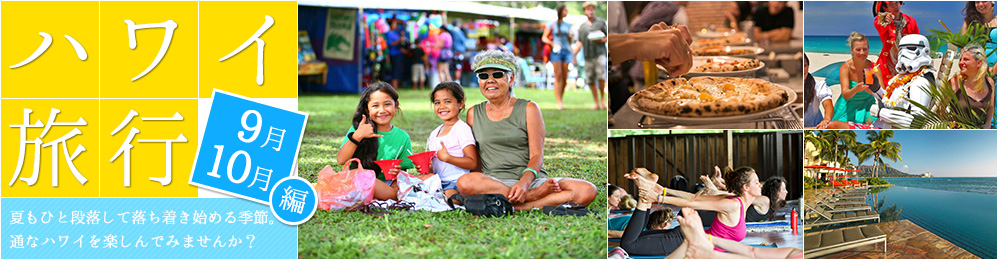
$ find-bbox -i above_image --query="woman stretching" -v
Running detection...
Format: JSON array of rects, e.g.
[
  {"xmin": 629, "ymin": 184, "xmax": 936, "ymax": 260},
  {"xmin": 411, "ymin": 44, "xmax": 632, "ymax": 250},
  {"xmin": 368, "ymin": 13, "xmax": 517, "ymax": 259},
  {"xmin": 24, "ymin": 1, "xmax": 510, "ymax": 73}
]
[{"xmin": 628, "ymin": 166, "xmax": 762, "ymax": 246}]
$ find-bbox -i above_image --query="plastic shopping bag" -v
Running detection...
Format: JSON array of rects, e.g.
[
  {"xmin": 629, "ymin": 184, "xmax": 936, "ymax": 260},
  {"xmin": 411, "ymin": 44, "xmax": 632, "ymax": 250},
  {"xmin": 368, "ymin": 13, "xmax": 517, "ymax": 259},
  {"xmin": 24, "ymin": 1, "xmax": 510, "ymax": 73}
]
[
  {"xmin": 315, "ymin": 158, "xmax": 376, "ymax": 211},
  {"xmin": 396, "ymin": 172, "xmax": 451, "ymax": 212}
]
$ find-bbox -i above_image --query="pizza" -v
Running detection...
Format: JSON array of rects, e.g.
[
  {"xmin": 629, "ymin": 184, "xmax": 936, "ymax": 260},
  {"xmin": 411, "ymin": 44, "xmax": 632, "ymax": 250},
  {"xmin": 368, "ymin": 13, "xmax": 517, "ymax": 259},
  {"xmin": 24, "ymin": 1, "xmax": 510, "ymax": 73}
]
[
  {"xmin": 692, "ymin": 58, "xmax": 762, "ymax": 73},
  {"xmin": 633, "ymin": 77, "xmax": 789, "ymax": 117},
  {"xmin": 693, "ymin": 46, "xmax": 757, "ymax": 56},
  {"xmin": 692, "ymin": 36, "xmax": 749, "ymax": 48}
]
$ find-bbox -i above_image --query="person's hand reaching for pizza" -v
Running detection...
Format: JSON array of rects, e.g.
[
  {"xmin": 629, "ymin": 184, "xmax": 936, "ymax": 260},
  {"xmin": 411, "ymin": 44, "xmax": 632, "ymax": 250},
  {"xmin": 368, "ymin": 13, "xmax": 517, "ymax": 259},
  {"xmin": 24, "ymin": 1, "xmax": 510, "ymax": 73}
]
[{"xmin": 609, "ymin": 22, "xmax": 693, "ymax": 77}]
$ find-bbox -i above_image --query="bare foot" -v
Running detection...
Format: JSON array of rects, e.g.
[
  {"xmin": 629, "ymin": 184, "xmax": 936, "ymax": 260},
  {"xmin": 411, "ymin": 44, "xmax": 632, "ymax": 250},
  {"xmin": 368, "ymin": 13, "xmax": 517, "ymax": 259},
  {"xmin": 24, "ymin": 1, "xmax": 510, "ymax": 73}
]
[
  {"xmin": 557, "ymin": 103, "xmax": 565, "ymax": 110},
  {"xmin": 525, "ymin": 178, "xmax": 561, "ymax": 201},
  {"xmin": 678, "ymin": 208, "xmax": 716, "ymax": 258},
  {"xmin": 684, "ymin": 239, "xmax": 715, "ymax": 259},
  {"xmin": 626, "ymin": 172, "xmax": 663, "ymax": 195},
  {"xmin": 632, "ymin": 168, "xmax": 659, "ymax": 182}
]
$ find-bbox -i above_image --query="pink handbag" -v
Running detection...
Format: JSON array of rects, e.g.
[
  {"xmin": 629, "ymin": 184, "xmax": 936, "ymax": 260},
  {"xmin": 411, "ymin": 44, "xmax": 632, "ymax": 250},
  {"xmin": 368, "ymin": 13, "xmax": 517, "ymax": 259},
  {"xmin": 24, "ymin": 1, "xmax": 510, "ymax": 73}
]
[{"xmin": 315, "ymin": 158, "xmax": 376, "ymax": 211}]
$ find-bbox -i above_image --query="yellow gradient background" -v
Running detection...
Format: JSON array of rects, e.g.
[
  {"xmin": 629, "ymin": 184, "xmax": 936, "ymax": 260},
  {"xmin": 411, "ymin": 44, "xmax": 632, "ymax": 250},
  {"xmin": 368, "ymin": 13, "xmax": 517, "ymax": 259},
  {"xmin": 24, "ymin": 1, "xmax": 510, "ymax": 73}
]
[
  {"xmin": 1, "ymin": 2, "xmax": 100, "ymax": 98},
  {"xmin": 1, "ymin": 99, "xmax": 100, "ymax": 197},
  {"xmin": 98, "ymin": 99, "xmax": 199, "ymax": 197},
  {"xmin": 199, "ymin": 1, "xmax": 297, "ymax": 98},
  {"xmin": 99, "ymin": 1, "xmax": 198, "ymax": 98}
]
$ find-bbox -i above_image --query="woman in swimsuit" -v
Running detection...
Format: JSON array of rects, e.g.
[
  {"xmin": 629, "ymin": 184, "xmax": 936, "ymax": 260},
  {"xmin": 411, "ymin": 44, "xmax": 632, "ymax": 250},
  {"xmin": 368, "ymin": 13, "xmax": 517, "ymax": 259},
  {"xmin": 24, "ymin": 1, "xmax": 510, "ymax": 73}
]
[
  {"xmin": 959, "ymin": 1, "xmax": 997, "ymax": 74},
  {"xmin": 833, "ymin": 32, "xmax": 878, "ymax": 125}
]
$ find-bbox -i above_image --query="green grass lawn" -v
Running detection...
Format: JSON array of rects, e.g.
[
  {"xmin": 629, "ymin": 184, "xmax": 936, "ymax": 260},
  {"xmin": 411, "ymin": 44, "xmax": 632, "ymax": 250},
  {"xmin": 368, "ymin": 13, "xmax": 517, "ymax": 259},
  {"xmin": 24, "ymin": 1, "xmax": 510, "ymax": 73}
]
[{"xmin": 296, "ymin": 86, "xmax": 608, "ymax": 259}]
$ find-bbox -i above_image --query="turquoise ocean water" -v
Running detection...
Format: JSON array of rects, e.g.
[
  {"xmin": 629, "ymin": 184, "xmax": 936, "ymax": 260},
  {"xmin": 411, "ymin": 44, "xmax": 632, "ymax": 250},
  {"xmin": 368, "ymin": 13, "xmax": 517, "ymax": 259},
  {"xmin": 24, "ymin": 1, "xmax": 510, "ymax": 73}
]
[
  {"xmin": 874, "ymin": 177, "xmax": 997, "ymax": 258},
  {"xmin": 805, "ymin": 35, "xmax": 885, "ymax": 55}
]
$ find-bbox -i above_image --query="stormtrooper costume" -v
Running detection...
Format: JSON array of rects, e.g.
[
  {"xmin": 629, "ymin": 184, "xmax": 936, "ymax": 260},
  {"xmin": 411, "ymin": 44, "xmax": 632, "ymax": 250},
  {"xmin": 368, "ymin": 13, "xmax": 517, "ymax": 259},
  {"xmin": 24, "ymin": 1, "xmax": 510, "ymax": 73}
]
[{"xmin": 868, "ymin": 34, "xmax": 938, "ymax": 129}]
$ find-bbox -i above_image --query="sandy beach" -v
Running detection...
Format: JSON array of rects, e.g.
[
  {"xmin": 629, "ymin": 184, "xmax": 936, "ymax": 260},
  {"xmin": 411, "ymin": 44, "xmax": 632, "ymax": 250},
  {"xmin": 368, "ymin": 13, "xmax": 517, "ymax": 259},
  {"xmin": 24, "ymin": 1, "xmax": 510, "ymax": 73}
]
[{"xmin": 807, "ymin": 52, "xmax": 859, "ymax": 103}]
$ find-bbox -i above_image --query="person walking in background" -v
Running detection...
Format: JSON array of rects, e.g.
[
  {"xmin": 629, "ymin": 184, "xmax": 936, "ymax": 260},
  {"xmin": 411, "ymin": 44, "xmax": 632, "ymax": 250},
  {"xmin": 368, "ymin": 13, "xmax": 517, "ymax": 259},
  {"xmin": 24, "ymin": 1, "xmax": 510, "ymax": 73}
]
[
  {"xmin": 448, "ymin": 22, "xmax": 469, "ymax": 84},
  {"xmin": 574, "ymin": 1, "xmax": 609, "ymax": 110},
  {"xmin": 873, "ymin": 1, "xmax": 919, "ymax": 80},
  {"xmin": 543, "ymin": 5, "xmax": 574, "ymax": 110},
  {"xmin": 437, "ymin": 28, "xmax": 454, "ymax": 83},
  {"xmin": 386, "ymin": 19, "xmax": 407, "ymax": 90},
  {"xmin": 409, "ymin": 40, "xmax": 428, "ymax": 91}
]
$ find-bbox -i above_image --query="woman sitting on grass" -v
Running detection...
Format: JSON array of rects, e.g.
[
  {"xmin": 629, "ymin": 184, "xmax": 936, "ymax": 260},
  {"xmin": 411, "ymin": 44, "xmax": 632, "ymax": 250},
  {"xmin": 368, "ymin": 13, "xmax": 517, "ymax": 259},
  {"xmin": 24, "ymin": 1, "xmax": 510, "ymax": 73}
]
[
  {"xmin": 456, "ymin": 50, "xmax": 597, "ymax": 210},
  {"xmin": 628, "ymin": 166, "xmax": 762, "ymax": 245}
]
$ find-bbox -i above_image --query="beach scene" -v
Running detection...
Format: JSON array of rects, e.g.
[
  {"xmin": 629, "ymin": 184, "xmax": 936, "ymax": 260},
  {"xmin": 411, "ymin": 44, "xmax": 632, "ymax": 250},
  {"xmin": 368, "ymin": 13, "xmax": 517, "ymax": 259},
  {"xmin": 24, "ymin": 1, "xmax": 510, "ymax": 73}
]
[
  {"xmin": 804, "ymin": 1, "xmax": 996, "ymax": 129},
  {"xmin": 804, "ymin": 130, "xmax": 997, "ymax": 259}
]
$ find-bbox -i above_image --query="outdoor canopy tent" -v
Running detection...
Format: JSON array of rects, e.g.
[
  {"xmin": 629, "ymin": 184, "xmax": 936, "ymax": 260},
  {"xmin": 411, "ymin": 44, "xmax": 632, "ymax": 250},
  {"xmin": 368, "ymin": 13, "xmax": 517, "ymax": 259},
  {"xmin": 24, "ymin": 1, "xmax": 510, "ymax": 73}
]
[{"xmin": 297, "ymin": 1, "xmax": 561, "ymax": 93}]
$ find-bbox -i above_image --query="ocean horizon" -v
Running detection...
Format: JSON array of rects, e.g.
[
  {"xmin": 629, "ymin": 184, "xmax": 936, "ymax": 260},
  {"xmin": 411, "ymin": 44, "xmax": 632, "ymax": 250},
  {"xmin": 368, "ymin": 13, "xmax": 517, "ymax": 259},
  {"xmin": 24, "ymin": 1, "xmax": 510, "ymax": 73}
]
[
  {"xmin": 804, "ymin": 35, "xmax": 950, "ymax": 55},
  {"xmin": 805, "ymin": 35, "xmax": 885, "ymax": 55},
  {"xmin": 872, "ymin": 177, "xmax": 997, "ymax": 258}
]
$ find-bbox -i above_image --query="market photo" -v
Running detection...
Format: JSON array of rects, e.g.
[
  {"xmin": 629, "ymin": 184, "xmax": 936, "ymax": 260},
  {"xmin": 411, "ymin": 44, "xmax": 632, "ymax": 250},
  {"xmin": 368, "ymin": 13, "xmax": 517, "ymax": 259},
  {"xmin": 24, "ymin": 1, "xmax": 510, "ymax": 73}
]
[{"xmin": 294, "ymin": 1, "xmax": 608, "ymax": 258}]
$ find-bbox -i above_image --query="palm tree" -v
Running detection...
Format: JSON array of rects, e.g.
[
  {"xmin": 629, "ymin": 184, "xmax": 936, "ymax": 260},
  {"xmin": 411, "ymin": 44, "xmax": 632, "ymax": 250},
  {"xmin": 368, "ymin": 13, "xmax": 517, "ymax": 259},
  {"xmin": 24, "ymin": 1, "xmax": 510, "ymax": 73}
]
[
  {"xmin": 819, "ymin": 130, "xmax": 857, "ymax": 169},
  {"xmin": 859, "ymin": 130, "xmax": 902, "ymax": 178},
  {"xmin": 853, "ymin": 141, "xmax": 871, "ymax": 177}
]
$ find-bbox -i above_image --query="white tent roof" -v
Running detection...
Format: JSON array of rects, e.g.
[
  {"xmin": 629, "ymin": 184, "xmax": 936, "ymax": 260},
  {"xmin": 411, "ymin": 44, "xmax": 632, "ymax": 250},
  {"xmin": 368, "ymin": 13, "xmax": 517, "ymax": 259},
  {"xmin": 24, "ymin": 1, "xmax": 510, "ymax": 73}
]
[{"xmin": 297, "ymin": 0, "xmax": 555, "ymax": 22}]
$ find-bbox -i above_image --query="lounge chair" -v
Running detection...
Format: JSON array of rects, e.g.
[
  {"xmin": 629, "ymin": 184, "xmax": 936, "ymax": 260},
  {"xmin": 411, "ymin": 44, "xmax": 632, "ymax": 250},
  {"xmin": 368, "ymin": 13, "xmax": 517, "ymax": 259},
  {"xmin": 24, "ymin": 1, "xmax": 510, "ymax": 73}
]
[
  {"xmin": 803, "ymin": 201, "xmax": 880, "ymax": 228},
  {"xmin": 814, "ymin": 193, "xmax": 871, "ymax": 213},
  {"xmin": 804, "ymin": 224, "xmax": 887, "ymax": 258},
  {"xmin": 815, "ymin": 192, "xmax": 866, "ymax": 205}
]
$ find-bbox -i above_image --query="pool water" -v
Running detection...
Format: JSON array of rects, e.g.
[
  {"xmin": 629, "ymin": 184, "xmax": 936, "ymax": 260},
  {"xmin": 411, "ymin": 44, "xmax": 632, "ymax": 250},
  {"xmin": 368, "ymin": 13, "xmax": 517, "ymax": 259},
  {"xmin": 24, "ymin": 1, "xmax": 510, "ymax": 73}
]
[{"xmin": 873, "ymin": 178, "xmax": 997, "ymax": 258}]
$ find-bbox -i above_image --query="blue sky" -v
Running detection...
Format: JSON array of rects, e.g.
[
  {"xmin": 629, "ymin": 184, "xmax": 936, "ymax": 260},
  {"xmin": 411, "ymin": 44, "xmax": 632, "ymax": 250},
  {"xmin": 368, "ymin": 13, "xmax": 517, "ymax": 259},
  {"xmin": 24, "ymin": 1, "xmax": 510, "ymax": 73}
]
[
  {"xmin": 834, "ymin": 130, "xmax": 998, "ymax": 177},
  {"xmin": 804, "ymin": 1, "xmax": 970, "ymax": 36}
]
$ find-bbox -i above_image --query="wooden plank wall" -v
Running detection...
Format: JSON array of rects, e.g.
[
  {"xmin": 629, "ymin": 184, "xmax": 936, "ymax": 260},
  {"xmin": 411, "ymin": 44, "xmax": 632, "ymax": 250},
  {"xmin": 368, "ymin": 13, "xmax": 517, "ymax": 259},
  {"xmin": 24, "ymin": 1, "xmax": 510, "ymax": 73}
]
[{"xmin": 608, "ymin": 131, "xmax": 803, "ymax": 201}]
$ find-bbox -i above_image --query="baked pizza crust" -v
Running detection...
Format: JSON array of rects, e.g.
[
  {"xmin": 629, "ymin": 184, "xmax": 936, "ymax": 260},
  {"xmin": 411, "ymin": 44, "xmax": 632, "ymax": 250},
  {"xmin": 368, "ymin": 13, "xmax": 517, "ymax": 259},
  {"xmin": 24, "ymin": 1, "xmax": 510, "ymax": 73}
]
[
  {"xmin": 633, "ymin": 77, "xmax": 789, "ymax": 117},
  {"xmin": 691, "ymin": 58, "xmax": 762, "ymax": 72}
]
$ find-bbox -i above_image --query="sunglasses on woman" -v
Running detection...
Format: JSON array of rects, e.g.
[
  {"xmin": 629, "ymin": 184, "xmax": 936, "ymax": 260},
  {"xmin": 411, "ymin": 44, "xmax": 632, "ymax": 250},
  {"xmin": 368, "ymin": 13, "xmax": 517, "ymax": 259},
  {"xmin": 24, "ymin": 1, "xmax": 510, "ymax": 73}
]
[{"xmin": 477, "ymin": 71, "xmax": 507, "ymax": 80}]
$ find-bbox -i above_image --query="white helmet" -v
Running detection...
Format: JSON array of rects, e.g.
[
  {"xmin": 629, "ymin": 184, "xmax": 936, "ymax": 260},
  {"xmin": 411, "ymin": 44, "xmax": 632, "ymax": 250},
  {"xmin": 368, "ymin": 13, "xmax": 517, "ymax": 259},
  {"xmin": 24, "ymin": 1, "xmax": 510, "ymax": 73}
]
[{"xmin": 895, "ymin": 34, "xmax": 933, "ymax": 73}]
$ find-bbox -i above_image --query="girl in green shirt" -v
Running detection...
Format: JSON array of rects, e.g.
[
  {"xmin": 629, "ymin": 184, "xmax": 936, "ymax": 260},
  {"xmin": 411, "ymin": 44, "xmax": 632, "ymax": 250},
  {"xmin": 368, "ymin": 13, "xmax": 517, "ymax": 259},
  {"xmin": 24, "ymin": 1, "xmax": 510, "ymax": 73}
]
[{"xmin": 336, "ymin": 82, "xmax": 414, "ymax": 201}]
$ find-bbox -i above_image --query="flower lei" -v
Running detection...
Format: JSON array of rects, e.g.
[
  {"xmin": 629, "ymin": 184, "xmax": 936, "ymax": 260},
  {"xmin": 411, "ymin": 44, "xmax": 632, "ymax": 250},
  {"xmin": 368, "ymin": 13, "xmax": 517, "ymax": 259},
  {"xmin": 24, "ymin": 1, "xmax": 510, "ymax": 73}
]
[{"xmin": 883, "ymin": 67, "xmax": 925, "ymax": 107}]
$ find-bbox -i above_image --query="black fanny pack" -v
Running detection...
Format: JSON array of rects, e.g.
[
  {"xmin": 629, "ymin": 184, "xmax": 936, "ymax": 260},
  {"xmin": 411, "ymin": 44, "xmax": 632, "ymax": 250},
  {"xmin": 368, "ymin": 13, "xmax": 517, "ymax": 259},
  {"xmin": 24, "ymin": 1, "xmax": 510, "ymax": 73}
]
[{"xmin": 447, "ymin": 194, "xmax": 514, "ymax": 217}]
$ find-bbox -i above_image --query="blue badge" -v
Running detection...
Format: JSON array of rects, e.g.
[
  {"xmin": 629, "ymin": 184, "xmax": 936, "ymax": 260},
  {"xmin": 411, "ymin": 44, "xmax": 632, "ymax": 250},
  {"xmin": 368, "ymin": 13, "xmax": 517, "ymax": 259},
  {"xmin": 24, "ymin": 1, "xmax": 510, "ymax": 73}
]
[
  {"xmin": 269, "ymin": 176, "xmax": 318, "ymax": 225},
  {"xmin": 190, "ymin": 90, "xmax": 308, "ymax": 204}
]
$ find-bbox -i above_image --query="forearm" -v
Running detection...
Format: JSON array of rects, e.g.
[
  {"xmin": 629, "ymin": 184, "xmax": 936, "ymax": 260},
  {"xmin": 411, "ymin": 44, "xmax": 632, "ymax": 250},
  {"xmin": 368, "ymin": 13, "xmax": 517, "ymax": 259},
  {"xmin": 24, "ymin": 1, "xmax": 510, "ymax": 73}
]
[
  {"xmin": 608, "ymin": 230, "xmax": 624, "ymax": 239},
  {"xmin": 666, "ymin": 187, "xmax": 695, "ymax": 199},
  {"xmin": 443, "ymin": 156, "xmax": 477, "ymax": 170},
  {"xmin": 841, "ymin": 83, "xmax": 862, "ymax": 99},
  {"xmin": 712, "ymin": 235, "xmax": 753, "ymax": 256},
  {"xmin": 608, "ymin": 34, "xmax": 643, "ymax": 64},
  {"xmin": 336, "ymin": 141, "xmax": 358, "ymax": 165},
  {"xmin": 822, "ymin": 99, "xmax": 834, "ymax": 120},
  {"xmin": 767, "ymin": 28, "xmax": 792, "ymax": 42}
]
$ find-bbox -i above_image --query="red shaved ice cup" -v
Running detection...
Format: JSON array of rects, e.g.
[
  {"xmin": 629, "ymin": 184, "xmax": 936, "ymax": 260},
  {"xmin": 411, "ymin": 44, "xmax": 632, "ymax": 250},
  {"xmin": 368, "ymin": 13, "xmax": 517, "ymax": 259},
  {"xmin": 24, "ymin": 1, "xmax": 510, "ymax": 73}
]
[
  {"xmin": 407, "ymin": 151, "xmax": 437, "ymax": 174},
  {"xmin": 373, "ymin": 159, "xmax": 404, "ymax": 180}
]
